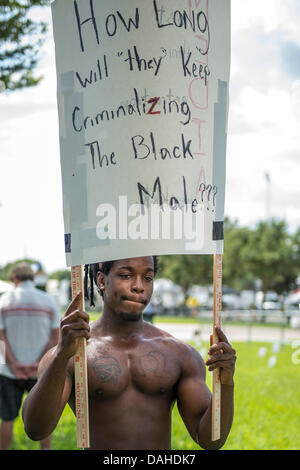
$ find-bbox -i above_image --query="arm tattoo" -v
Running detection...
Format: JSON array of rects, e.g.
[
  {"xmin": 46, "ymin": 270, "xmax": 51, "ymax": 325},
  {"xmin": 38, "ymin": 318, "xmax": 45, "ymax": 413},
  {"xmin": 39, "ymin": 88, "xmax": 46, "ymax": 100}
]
[
  {"xmin": 92, "ymin": 356, "xmax": 121, "ymax": 384},
  {"xmin": 138, "ymin": 351, "xmax": 166, "ymax": 377}
]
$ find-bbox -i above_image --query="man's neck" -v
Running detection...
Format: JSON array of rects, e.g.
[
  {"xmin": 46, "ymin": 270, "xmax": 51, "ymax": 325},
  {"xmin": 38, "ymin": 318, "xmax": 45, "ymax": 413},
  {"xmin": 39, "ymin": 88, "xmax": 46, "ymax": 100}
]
[{"xmin": 97, "ymin": 308, "xmax": 145, "ymax": 339}]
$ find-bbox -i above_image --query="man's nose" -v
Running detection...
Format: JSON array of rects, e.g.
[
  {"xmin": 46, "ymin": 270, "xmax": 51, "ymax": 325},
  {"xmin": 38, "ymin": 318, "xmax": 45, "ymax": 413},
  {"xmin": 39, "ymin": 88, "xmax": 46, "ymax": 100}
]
[{"xmin": 132, "ymin": 277, "xmax": 144, "ymax": 292}]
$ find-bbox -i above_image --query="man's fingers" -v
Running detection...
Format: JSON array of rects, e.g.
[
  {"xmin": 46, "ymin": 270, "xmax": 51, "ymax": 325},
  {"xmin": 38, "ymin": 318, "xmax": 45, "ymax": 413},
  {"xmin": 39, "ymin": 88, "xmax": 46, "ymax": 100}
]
[
  {"xmin": 215, "ymin": 326, "xmax": 230, "ymax": 344},
  {"xmin": 64, "ymin": 291, "xmax": 83, "ymax": 317},
  {"xmin": 60, "ymin": 321, "xmax": 91, "ymax": 345},
  {"xmin": 61, "ymin": 319, "xmax": 90, "ymax": 331},
  {"xmin": 206, "ymin": 352, "xmax": 233, "ymax": 364},
  {"xmin": 209, "ymin": 342, "xmax": 234, "ymax": 355},
  {"xmin": 61, "ymin": 310, "xmax": 90, "ymax": 328},
  {"xmin": 206, "ymin": 357, "xmax": 236, "ymax": 371}
]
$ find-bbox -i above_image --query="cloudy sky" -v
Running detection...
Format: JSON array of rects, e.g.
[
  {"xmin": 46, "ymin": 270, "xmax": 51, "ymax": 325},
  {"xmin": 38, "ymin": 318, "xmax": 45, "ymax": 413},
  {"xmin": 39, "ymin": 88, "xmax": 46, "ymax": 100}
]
[{"xmin": 1, "ymin": 0, "xmax": 300, "ymax": 274}]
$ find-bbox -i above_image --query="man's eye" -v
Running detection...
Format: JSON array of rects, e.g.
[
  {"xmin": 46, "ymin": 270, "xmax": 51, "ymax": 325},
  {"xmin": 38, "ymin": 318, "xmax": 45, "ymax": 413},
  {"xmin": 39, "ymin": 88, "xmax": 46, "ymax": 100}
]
[
  {"xmin": 120, "ymin": 274, "xmax": 131, "ymax": 279},
  {"xmin": 145, "ymin": 277, "xmax": 153, "ymax": 282}
]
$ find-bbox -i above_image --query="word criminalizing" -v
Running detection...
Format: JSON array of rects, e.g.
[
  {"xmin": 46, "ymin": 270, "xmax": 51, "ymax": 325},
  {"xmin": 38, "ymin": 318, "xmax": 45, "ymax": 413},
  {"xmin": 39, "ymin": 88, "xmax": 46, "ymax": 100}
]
[{"xmin": 72, "ymin": 88, "xmax": 192, "ymax": 132}]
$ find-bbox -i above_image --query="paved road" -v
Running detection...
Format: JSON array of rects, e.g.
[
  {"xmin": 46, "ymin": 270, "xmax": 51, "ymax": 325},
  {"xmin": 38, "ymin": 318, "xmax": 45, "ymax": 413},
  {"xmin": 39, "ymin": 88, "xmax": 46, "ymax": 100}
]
[{"xmin": 155, "ymin": 322, "xmax": 300, "ymax": 343}]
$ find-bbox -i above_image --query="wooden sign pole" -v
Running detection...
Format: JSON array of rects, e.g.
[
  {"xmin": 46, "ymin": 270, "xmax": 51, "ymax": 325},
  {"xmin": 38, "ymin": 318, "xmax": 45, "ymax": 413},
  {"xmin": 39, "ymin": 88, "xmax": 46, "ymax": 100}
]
[
  {"xmin": 71, "ymin": 265, "xmax": 90, "ymax": 449},
  {"xmin": 212, "ymin": 254, "xmax": 222, "ymax": 441}
]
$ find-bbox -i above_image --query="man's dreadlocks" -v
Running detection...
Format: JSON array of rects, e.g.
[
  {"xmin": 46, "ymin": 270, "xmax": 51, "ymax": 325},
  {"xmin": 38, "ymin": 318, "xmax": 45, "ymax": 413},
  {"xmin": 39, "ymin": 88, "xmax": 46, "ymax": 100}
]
[{"xmin": 84, "ymin": 257, "xmax": 159, "ymax": 307}]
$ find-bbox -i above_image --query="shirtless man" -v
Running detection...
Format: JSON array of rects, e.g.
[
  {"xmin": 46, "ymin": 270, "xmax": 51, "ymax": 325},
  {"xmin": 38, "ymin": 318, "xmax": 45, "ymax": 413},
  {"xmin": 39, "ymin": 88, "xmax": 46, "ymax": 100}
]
[{"xmin": 22, "ymin": 256, "xmax": 236, "ymax": 450}]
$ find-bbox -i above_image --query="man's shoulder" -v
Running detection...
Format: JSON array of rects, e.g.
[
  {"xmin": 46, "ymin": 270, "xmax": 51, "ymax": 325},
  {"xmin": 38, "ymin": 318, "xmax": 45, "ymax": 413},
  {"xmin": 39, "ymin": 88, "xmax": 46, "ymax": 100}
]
[
  {"xmin": 142, "ymin": 320, "xmax": 178, "ymax": 342},
  {"xmin": 142, "ymin": 321, "xmax": 199, "ymax": 355}
]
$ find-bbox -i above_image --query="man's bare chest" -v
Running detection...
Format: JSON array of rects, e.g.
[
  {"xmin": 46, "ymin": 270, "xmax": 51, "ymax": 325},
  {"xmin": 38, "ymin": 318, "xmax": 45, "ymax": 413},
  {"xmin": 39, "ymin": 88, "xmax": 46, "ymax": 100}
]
[{"xmin": 85, "ymin": 336, "xmax": 182, "ymax": 399}]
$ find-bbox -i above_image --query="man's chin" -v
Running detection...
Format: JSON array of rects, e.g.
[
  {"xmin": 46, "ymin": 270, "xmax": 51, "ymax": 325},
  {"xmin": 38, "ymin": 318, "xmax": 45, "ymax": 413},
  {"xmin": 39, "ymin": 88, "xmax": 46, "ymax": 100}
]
[{"xmin": 120, "ymin": 312, "xmax": 142, "ymax": 322}]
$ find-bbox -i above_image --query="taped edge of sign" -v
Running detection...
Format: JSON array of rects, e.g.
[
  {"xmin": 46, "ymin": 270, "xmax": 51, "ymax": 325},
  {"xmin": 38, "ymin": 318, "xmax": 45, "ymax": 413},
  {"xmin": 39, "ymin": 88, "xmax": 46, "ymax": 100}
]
[
  {"xmin": 65, "ymin": 229, "xmax": 111, "ymax": 266},
  {"xmin": 58, "ymin": 71, "xmax": 75, "ymax": 93},
  {"xmin": 212, "ymin": 221, "xmax": 224, "ymax": 241},
  {"xmin": 65, "ymin": 233, "xmax": 72, "ymax": 253},
  {"xmin": 58, "ymin": 78, "xmax": 91, "ymax": 266}
]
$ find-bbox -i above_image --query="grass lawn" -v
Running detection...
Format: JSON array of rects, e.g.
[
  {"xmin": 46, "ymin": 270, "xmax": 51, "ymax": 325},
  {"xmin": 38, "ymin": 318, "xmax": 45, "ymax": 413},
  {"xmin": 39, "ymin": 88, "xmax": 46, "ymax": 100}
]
[
  {"xmin": 8, "ymin": 339, "xmax": 299, "ymax": 451},
  {"xmin": 171, "ymin": 340, "xmax": 300, "ymax": 450}
]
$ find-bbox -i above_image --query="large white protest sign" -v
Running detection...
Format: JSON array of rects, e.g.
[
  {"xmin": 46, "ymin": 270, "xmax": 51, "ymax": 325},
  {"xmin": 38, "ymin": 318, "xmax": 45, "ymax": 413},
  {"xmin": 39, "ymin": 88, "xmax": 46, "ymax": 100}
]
[{"xmin": 51, "ymin": 0, "xmax": 230, "ymax": 266}]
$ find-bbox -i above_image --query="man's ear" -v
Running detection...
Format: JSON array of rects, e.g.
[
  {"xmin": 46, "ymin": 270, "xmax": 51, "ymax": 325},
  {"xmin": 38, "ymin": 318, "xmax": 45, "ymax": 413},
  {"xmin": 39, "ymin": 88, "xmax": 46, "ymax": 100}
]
[{"xmin": 97, "ymin": 271, "xmax": 105, "ymax": 291}]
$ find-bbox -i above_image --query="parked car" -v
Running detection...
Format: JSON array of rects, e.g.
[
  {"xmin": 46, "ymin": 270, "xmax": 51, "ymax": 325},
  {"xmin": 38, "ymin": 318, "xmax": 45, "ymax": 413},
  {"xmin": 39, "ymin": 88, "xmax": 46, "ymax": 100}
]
[
  {"xmin": 262, "ymin": 291, "xmax": 281, "ymax": 310},
  {"xmin": 262, "ymin": 300, "xmax": 282, "ymax": 310},
  {"xmin": 290, "ymin": 311, "xmax": 300, "ymax": 328}
]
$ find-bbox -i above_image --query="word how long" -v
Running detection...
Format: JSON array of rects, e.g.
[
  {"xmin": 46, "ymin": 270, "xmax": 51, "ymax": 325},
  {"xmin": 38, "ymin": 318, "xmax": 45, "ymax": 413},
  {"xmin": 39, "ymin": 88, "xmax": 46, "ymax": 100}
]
[{"xmin": 73, "ymin": 0, "xmax": 209, "ymax": 54}]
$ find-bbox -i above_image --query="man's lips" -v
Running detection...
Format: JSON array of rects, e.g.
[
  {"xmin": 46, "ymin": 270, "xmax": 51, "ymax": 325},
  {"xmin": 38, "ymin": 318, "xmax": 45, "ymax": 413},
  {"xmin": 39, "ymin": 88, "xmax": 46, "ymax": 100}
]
[{"xmin": 121, "ymin": 296, "xmax": 147, "ymax": 305}]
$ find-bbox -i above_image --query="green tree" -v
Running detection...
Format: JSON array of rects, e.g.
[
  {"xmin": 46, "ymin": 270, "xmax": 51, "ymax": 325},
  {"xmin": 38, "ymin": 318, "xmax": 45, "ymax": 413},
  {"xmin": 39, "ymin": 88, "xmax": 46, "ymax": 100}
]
[
  {"xmin": 222, "ymin": 218, "xmax": 254, "ymax": 290},
  {"xmin": 245, "ymin": 219, "xmax": 297, "ymax": 295},
  {"xmin": 49, "ymin": 269, "xmax": 70, "ymax": 282},
  {"xmin": 0, "ymin": 0, "xmax": 49, "ymax": 92},
  {"xmin": 158, "ymin": 219, "xmax": 253, "ymax": 298},
  {"xmin": 158, "ymin": 254, "xmax": 212, "ymax": 301},
  {"xmin": 292, "ymin": 227, "xmax": 300, "ymax": 269},
  {"xmin": 157, "ymin": 218, "xmax": 300, "ymax": 300}
]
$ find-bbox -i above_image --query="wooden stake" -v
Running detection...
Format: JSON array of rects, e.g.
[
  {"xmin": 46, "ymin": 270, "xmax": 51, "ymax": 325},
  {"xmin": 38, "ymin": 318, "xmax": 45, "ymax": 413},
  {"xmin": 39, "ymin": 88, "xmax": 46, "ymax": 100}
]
[
  {"xmin": 71, "ymin": 265, "xmax": 90, "ymax": 449},
  {"xmin": 212, "ymin": 254, "xmax": 222, "ymax": 441}
]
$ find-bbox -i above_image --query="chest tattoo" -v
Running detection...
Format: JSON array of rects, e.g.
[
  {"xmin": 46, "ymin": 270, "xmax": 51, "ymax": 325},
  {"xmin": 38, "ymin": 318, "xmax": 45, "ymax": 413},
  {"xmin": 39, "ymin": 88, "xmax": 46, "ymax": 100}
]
[
  {"xmin": 138, "ymin": 350, "xmax": 167, "ymax": 377},
  {"xmin": 92, "ymin": 356, "xmax": 121, "ymax": 384}
]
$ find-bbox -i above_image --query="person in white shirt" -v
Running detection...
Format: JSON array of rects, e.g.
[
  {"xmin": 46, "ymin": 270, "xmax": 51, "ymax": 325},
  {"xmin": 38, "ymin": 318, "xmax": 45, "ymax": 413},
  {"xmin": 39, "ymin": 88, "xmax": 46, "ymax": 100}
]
[{"xmin": 0, "ymin": 262, "xmax": 60, "ymax": 450}]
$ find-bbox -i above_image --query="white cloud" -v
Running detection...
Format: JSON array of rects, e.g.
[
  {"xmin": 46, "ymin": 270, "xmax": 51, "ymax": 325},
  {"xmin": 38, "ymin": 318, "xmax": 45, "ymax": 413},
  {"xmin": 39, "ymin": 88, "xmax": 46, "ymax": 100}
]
[
  {"xmin": 225, "ymin": 0, "xmax": 300, "ymax": 233},
  {"xmin": 231, "ymin": 0, "xmax": 298, "ymax": 35},
  {"xmin": 0, "ymin": 17, "xmax": 65, "ymax": 272}
]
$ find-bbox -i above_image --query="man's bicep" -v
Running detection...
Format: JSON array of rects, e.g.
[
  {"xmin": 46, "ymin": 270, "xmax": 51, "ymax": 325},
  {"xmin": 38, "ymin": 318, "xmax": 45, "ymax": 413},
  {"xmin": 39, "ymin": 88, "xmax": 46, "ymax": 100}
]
[{"xmin": 176, "ymin": 350, "xmax": 211, "ymax": 442}]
